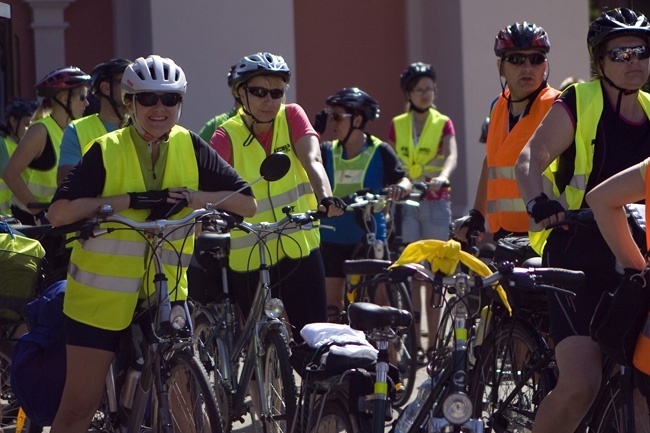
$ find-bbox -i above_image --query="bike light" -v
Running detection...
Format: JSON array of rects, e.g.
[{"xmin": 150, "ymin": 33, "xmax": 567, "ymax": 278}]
[
  {"xmin": 442, "ymin": 392, "xmax": 472, "ymax": 425},
  {"xmin": 265, "ymin": 298, "xmax": 284, "ymax": 319},
  {"xmin": 170, "ymin": 305, "xmax": 187, "ymax": 330}
]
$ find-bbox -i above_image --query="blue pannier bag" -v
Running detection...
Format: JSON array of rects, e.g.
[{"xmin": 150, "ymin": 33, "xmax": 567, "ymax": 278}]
[{"xmin": 12, "ymin": 280, "xmax": 67, "ymax": 426}]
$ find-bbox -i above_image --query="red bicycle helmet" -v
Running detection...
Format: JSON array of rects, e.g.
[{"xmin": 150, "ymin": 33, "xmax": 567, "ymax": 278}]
[
  {"xmin": 34, "ymin": 66, "xmax": 91, "ymax": 98},
  {"xmin": 494, "ymin": 22, "xmax": 550, "ymax": 57},
  {"xmin": 587, "ymin": 8, "xmax": 650, "ymax": 57}
]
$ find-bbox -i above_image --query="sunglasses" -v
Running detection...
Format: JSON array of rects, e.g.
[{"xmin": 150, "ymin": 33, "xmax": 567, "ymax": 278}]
[
  {"xmin": 246, "ymin": 86, "xmax": 285, "ymax": 99},
  {"xmin": 330, "ymin": 112, "xmax": 352, "ymax": 122},
  {"xmin": 135, "ymin": 92, "xmax": 183, "ymax": 107},
  {"xmin": 503, "ymin": 52, "xmax": 547, "ymax": 65},
  {"xmin": 76, "ymin": 94, "xmax": 88, "ymax": 101},
  {"xmin": 603, "ymin": 45, "xmax": 650, "ymax": 62}
]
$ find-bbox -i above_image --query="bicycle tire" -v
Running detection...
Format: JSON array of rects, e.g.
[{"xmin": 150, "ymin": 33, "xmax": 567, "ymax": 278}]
[
  {"xmin": 468, "ymin": 317, "xmax": 553, "ymax": 433},
  {"xmin": 193, "ymin": 310, "xmax": 231, "ymax": 432},
  {"xmin": 308, "ymin": 397, "xmax": 361, "ymax": 433},
  {"xmin": 152, "ymin": 349, "xmax": 224, "ymax": 433},
  {"xmin": 356, "ymin": 279, "xmax": 418, "ymax": 407},
  {"xmin": 591, "ymin": 373, "xmax": 625, "ymax": 433},
  {"xmin": 435, "ymin": 295, "xmax": 457, "ymax": 350},
  {"xmin": 250, "ymin": 328, "xmax": 296, "ymax": 433}
]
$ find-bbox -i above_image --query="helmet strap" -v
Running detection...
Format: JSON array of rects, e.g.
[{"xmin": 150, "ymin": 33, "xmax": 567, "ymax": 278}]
[
  {"xmin": 103, "ymin": 81, "xmax": 125, "ymax": 123},
  {"xmin": 130, "ymin": 101, "xmax": 179, "ymax": 144},
  {"xmin": 601, "ymin": 73, "xmax": 639, "ymax": 116},
  {"xmin": 52, "ymin": 91, "xmax": 76, "ymax": 123}
]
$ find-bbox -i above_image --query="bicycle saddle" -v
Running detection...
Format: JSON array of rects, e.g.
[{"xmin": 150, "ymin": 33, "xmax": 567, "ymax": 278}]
[{"xmin": 348, "ymin": 302, "xmax": 412, "ymax": 331}]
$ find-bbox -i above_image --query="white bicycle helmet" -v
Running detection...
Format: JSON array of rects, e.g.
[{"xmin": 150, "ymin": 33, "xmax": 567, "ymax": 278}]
[
  {"xmin": 231, "ymin": 52, "xmax": 291, "ymax": 91},
  {"xmin": 121, "ymin": 55, "xmax": 187, "ymax": 103}
]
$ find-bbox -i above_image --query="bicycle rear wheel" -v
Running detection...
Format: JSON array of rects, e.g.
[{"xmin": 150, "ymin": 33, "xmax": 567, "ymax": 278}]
[
  {"xmin": 468, "ymin": 318, "xmax": 553, "ymax": 433},
  {"xmin": 591, "ymin": 372, "xmax": 626, "ymax": 433},
  {"xmin": 356, "ymin": 279, "xmax": 418, "ymax": 407},
  {"xmin": 250, "ymin": 327, "xmax": 296, "ymax": 433},
  {"xmin": 152, "ymin": 350, "xmax": 224, "ymax": 433}
]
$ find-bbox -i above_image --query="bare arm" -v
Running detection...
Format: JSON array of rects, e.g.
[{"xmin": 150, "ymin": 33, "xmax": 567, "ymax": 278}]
[
  {"xmin": 293, "ymin": 133, "xmax": 342, "ymax": 216},
  {"xmin": 48, "ymin": 194, "xmax": 131, "ymax": 227},
  {"xmin": 434, "ymin": 134, "xmax": 458, "ymax": 188},
  {"xmin": 586, "ymin": 163, "xmax": 647, "ymax": 271},
  {"xmin": 515, "ymin": 104, "xmax": 575, "ymax": 226},
  {"xmin": 190, "ymin": 190, "xmax": 256, "ymax": 217},
  {"xmin": 2, "ymin": 123, "xmax": 48, "ymax": 211}
]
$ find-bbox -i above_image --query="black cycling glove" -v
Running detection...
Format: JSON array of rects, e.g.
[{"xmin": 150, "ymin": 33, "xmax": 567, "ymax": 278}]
[
  {"xmin": 320, "ymin": 196, "xmax": 347, "ymax": 212},
  {"xmin": 453, "ymin": 208, "xmax": 486, "ymax": 234},
  {"xmin": 527, "ymin": 193, "xmax": 566, "ymax": 224},
  {"xmin": 128, "ymin": 189, "xmax": 171, "ymax": 210}
]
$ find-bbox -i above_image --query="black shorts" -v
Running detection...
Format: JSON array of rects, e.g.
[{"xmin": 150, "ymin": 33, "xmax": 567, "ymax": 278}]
[
  {"xmin": 543, "ymin": 223, "xmax": 622, "ymax": 345},
  {"xmin": 320, "ymin": 242, "xmax": 358, "ymax": 278},
  {"xmin": 65, "ymin": 316, "xmax": 125, "ymax": 352}
]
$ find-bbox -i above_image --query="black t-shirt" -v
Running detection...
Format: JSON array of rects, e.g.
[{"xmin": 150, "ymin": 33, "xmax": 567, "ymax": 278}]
[
  {"xmin": 554, "ymin": 83, "xmax": 650, "ymax": 206},
  {"xmin": 53, "ymin": 129, "xmax": 253, "ymax": 201}
]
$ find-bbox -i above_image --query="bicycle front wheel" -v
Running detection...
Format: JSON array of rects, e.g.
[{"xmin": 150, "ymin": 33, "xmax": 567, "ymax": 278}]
[
  {"xmin": 468, "ymin": 318, "xmax": 553, "ymax": 433},
  {"xmin": 152, "ymin": 350, "xmax": 224, "ymax": 433},
  {"xmin": 251, "ymin": 328, "xmax": 296, "ymax": 433},
  {"xmin": 591, "ymin": 373, "xmax": 625, "ymax": 433}
]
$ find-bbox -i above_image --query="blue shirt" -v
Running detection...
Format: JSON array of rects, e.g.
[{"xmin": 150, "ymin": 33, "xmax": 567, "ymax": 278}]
[{"xmin": 58, "ymin": 119, "xmax": 120, "ymax": 167}]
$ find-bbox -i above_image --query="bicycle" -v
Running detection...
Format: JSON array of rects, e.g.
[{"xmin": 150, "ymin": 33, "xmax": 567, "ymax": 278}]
[
  {"xmin": 468, "ymin": 207, "xmax": 646, "ymax": 433},
  {"xmin": 342, "ymin": 258, "xmax": 418, "ymax": 408},
  {"xmin": 388, "ymin": 245, "xmax": 584, "ymax": 433},
  {"xmin": 298, "ymin": 301, "xmax": 412, "ymax": 433},
  {"xmin": 191, "ymin": 205, "xmax": 330, "ymax": 433},
  {"xmin": 59, "ymin": 205, "xmax": 225, "ymax": 433}
]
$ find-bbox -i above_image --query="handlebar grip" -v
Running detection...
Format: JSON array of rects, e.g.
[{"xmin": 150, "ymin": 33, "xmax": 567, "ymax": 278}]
[
  {"xmin": 532, "ymin": 267, "xmax": 585, "ymax": 289},
  {"xmin": 50, "ymin": 219, "xmax": 91, "ymax": 236}
]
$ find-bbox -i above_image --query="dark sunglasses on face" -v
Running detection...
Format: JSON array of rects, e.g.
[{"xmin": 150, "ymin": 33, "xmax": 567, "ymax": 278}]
[
  {"xmin": 77, "ymin": 94, "xmax": 88, "ymax": 101},
  {"xmin": 246, "ymin": 86, "xmax": 285, "ymax": 99},
  {"xmin": 135, "ymin": 92, "xmax": 183, "ymax": 107},
  {"xmin": 330, "ymin": 112, "xmax": 352, "ymax": 122},
  {"xmin": 603, "ymin": 45, "xmax": 650, "ymax": 62},
  {"xmin": 503, "ymin": 52, "xmax": 547, "ymax": 65}
]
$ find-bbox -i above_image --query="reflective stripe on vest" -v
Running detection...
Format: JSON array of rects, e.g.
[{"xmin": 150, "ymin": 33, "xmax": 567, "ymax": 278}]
[
  {"xmin": 23, "ymin": 116, "xmax": 62, "ymax": 204},
  {"xmin": 393, "ymin": 109, "xmax": 447, "ymax": 180},
  {"xmin": 0, "ymin": 136, "xmax": 18, "ymax": 213},
  {"xmin": 529, "ymin": 81, "xmax": 650, "ymax": 254},
  {"xmin": 71, "ymin": 114, "xmax": 108, "ymax": 155},
  {"xmin": 222, "ymin": 105, "xmax": 319, "ymax": 271},
  {"xmin": 331, "ymin": 135, "xmax": 381, "ymax": 197},
  {"xmin": 64, "ymin": 125, "xmax": 199, "ymax": 330},
  {"xmin": 486, "ymin": 86, "xmax": 560, "ymax": 234}
]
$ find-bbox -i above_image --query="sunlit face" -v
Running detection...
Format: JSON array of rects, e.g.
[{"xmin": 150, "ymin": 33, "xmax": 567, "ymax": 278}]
[
  {"xmin": 68, "ymin": 86, "xmax": 90, "ymax": 119},
  {"xmin": 126, "ymin": 92, "xmax": 182, "ymax": 139},
  {"xmin": 599, "ymin": 35, "xmax": 650, "ymax": 90},
  {"xmin": 408, "ymin": 76, "xmax": 435, "ymax": 110},
  {"xmin": 497, "ymin": 49, "xmax": 548, "ymax": 100},
  {"xmin": 238, "ymin": 75, "xmax": 286, "ymax": 123}
]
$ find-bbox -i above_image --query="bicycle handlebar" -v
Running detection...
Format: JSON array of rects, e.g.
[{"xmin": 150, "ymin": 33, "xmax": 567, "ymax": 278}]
[{"xmin": 543, "ymin": 208, "xmax": 594, "ymax": 230}]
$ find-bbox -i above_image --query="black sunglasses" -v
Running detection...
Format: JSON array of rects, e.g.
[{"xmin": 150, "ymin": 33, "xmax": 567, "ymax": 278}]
[
  {"xmin": 503, "ymin": 52, "xmax": 547, "ymax": 66},
  {"xmin": 135, "ymin": 92, "xmax": 183, "ymax": 107},
  {"xmin": 330, "ymin": 112, "xmax": 352, "ymax": 122},
  {"xmin": 603, "ymin": 45, "xmax": 650, "ymax": 63},
  {"xmin": 246, "ymin": 86, "xmax": 285, "ymax": 99}
]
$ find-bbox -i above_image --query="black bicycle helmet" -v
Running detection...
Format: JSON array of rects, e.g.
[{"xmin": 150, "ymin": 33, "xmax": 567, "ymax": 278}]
[
  {"xmin": 494, "ymin": 22, "xmax": 550, "ymax": 56},
  {"xmin": 231, "ymin": 52, "xmax": 291, "ymax": 91},
  {"xmin": 400, "ymin": 62, "xmax": 437, "ymax": 92},
  {"xmin": 34, "ymin": 66, "xmax": 91, "ymax": 98},
  {"xmin": 587, "ymin": 8, "xmax": 650, "ymax": 57},
  {"xmin": 5, "ymin": 98, "xmax": 38, "ymax": 121},
  {"xmin": 90, "ymin": 58, "xmax": 132, "ymax": 94},
  {"xmin": 325, "ymin": 87, "xmax": 380, "ymax": 122}
]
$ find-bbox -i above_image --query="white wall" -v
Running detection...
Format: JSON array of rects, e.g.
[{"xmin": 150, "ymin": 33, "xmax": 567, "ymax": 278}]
[{"xmin": 148, "ymin": 0, "xmax": 297, "ymax": 133}]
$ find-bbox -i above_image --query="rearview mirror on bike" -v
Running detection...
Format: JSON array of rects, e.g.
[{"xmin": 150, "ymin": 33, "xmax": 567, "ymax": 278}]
[{"xmin": 259, "ymin": 152, "xmax": 290, "ymax": 182}]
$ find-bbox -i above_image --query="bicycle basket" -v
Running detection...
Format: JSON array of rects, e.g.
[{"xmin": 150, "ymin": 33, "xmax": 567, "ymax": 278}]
[{"xmin": 0, "ymin": 225, "xmax": 46, "ymax": 325}]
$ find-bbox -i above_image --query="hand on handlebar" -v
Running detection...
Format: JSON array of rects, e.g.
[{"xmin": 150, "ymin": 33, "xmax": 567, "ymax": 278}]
[
  {"xmin": 451, "ymin": 209, "xmax": 485, "ymax": 243},
  {"xmin": 385, "ymin": 184, "xmax": 408, "ymax": 201},
  {"xmin": 319, "ymin": 196, "xmax": 347, "ymax": 217},
  {"xmin": 527, "ymin": 193, "xmax": 567, "ymax": 229},
  {"xmin": 428, "ymin": 176, "xmax": 449, "ymax": 192}
]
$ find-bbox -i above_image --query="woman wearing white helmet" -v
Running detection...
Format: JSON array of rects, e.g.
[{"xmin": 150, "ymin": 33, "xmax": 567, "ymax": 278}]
[
  {"xmin": 210, "ymin": 52, "xmax": 346, "ymax": 343},
  {"xmin": 47, "ymin": 55, "xmax": 256, "ymax": 433}
]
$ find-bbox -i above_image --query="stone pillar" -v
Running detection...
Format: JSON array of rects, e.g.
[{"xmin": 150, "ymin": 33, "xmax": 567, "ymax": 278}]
[{"xmin": 24, "ymin": 0, "xmax": 74, "ymax": 81}]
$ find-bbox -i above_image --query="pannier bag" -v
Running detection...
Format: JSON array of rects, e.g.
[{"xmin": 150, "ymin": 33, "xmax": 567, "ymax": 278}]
[
  {"xmin": 12, "ymin": 280, "xmax": 67, "ymax": 426},
  {"xmin": 0, "ymin": 222, "xmax": 45, "ymax": 325}
]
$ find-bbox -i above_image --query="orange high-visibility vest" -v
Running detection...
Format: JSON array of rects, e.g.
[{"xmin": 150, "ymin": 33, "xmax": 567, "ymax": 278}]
[{"xmin": 485, "ymin": 86, "xmax": 559, "ymax": 233}]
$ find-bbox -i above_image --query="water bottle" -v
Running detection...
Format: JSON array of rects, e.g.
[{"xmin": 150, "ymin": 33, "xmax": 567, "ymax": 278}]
[
  {"xmin": 120, "ymin": 357, "xmax": 144, "ymax": 409},
  {"xmin": 394, "ymin": 373, "xmax": 438, "ymax": 433}
]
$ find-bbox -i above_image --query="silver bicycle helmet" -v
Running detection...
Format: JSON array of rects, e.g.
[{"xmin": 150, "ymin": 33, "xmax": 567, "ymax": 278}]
[{"xmin": 231, "ymin": 52, "xmax": 291, "ymax": 90}]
